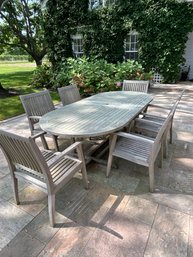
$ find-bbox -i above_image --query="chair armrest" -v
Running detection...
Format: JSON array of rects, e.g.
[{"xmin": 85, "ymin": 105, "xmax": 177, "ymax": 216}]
[
  {"xmin": 115, "ymin": 131, "xmax": 154, "ymax": 144},
  {"xmin": 135, "ymin": 118, "xmax": 162, "ymax": 126},
  {"xmin": 146, "ymin": 104, "xmax": 170, "ymax": 110},
  {"xmin": 60, "ymin": 142, "xmax": 82, "ymax": 156},
  {"xmin": 48, "ymin": 142, "xmax": 84, "ymax": 168},
  {"xmin": 31, "ymin": 131, "xmax": 46, "ymax": 140},
  {"xmin": 148, "ymin": 104, "xmax": 170, "ymax": 110},
  {"xmin": 29, "ymin": 115, "xmax": 41, "ymax": 121}
]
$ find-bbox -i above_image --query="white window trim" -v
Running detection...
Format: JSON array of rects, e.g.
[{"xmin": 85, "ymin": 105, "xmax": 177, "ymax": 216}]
[
  {"xmin": 124, "ymin": 31, "xmax": 138, "ymax": 53},
  {"xmin": 124, "ymin": 30, "xmax": 139, "ymax": 60},
  {"xmin": 71, "ymin": 34, "xmax": 83, "ymax": 57}
]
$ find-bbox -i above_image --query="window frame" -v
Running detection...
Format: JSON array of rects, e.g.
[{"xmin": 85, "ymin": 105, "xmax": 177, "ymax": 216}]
[
  {"xmin": 124, "ymin": 31, "xmax": 139, "ymax": 61},
  {"xmin": 71, "ymin": 34, "xmax": 84, "ymax": 58}
]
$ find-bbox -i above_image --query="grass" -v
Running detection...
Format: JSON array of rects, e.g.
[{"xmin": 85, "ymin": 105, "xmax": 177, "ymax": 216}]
[{"xmin": 0, "ymin": 62, "xmax": 59, "ymax": 121}]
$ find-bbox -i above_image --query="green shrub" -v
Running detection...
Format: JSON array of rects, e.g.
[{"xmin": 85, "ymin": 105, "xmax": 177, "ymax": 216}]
[
  {"xmin": 68, "ymin": 57, "xmax": 117, "ymax": 94},
  {"xmin": 114, "ymin": 60, "xmax": 153, "ymax": 82},
  {"xmin": 31, "ymin": 64, "xmax": 54, "ymax": 88},
  {"xmin": 31, "ymin": 58, "xmax": 153, "ymax": 92},
  {"xmin": 45, "ymin": 0, "xmax": 193, "ymax": 83},
  {"xmin": 54, "ymin": 57, "xmax": 153, "ymax": 94}
]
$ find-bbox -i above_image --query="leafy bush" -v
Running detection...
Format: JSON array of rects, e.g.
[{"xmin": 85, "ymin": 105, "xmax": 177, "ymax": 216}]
[
  {"xmin": 31, "ymin": 64, "xmax": 54, "ymax": 88},
  {"xmin": 45, "ymin": 0, "xmax": 193, "ymax": 83},
  {"xmin": 53, "ymin": 57, "xmax": 153, "ymax": 94},
  {"xmin": 31, "ymin": 58, "xmax": 153, "ymax": 92},
  {"xmin": 114, "ymin": 61, "xmax": 153, "ymax": 82},
  {"xmin": 69, "ymin": 57, "xmax": 117, "ymax": 94}
]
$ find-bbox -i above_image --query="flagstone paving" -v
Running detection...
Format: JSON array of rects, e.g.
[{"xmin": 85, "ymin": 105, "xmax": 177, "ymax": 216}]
[{"xmin": 0, "ymin": 82, "xmax": 193, "ymax": 257}]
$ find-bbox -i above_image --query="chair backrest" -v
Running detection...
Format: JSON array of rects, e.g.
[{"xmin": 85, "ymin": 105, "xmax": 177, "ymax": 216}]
[
  {"xmin": 0, "ymin": 129, "xmax": 50, "ymax": 182},
  {"xmin": 58, "ymin": 85, "xmax": 81, "ymax": 106},
  {"xmin": 122, "ymin": 80, "xmax": 149, "ymax": 93},
  {"xmin": 169, "ymin": 89, "xmax": 185, "ymax": 118},
  {"xmin": 151, "ymin": 107, "xmax": 175, "ymax": 156},
  {"xmin": 20, "ymin": 90, "xmax": 55, "ymax": 118}
]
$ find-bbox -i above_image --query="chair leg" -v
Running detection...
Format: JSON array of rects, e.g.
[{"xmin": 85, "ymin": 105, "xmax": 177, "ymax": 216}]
[
  {"xmin": 82, "ymin": 164, "xmax": 89, "ymax": 189},
  {"xmin": 106, "ymin": 134, "xmax": 117, "ymax": 177},
  {"xmin": 106, "ymin": 154, "xmax": 114, "ymax": 177},
  {"xmin": 48, "ymin": 194, "xmax": 55, "ymax": 227},
  {"xmin": 148, "ymin": 164, "xmax": 155, "ymax": 193},
  {"xmin": 76, "ymin": 143, "xmax": 89, "ymax": 189},
  {"xmin": 13, "ymin": 177, "xmax": 20, "ymax": 204}
]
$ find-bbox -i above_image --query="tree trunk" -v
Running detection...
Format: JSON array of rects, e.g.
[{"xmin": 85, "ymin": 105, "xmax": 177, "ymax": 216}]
[{"xmin": 35, "ymin": 58, "xmax": 43, "ymax": 67}]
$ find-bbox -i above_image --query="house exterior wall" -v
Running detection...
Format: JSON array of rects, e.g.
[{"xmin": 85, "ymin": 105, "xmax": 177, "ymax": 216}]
[{"xmin": 184, "ymin": 31, "xmax": 193, "ymax": 80}]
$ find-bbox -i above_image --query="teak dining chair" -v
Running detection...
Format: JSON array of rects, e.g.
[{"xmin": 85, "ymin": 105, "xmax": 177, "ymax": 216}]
[
  {"xmin": 107, "ymin": 109, "xmax": 173, "ymax": 192},
  {"xmin": 122, "ymin": 80, "xmax": 149, "ymax": 93},
  {"xmin": 20, "ymin": 90, "xmax": 59, "ymax": 151},
  {"xmin": 133, "ymin": 90, "xmax": 185, "ymax": 157},
  {"xmin": 0, "ymin": 129, "xmax": 89, "ymax": 227},
  {"xmin": 58, "ymin": 85, "xmax": 81, "ymax": 106}
]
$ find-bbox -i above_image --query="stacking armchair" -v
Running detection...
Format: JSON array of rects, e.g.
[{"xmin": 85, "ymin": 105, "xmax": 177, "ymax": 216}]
[
  {"xmin": 20, "ymin": 90, "xmax": 59, "ymax": 151},
  {"xmin": 58, "ymin": 85, "xmax": 81, "ymax": 106},
  {"xmin": 122, "ymin": 80, "xmax": 149, "ymax": 93},
  {"xmin": 133, "ymin": 90, "xmax": 184, "ymax": 157},
  {"xmin": 0, "ymin": 129, "xmax": 89, "ymax": 227},
  {"xmin": 107, "ymin": 110, "xmax": 173, "ymax": 192}
]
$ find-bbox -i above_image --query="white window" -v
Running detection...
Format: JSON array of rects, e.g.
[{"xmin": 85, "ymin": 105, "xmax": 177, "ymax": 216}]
[
  {"xmin": 71, "ymin": 35, "xmax": 83, "ymax": 58},
  {"xmin": 124, "ymin": 31, "xmax": 139, "ymax": 60}
]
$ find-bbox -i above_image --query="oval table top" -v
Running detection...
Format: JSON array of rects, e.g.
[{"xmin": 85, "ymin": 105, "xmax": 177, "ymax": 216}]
[{"xmin": 40, "ymin": 91, "xmax": 153, "ymax": 138}]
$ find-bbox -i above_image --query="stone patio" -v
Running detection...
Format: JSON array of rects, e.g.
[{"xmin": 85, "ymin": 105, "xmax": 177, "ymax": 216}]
[{"xmin": 0, "ymin": 82, "xmax": 193, "ymax": 257}]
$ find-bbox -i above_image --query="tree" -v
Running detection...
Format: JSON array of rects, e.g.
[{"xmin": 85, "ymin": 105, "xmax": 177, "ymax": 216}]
[{"xmin": 0, "ymin": 0, "xmax": 47, "ymax": 66}]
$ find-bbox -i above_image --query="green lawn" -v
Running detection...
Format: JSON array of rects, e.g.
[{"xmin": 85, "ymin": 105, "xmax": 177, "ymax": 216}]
[{"xmin": 0, "ymin": 62, "xmax": 59, "ymax": 121}]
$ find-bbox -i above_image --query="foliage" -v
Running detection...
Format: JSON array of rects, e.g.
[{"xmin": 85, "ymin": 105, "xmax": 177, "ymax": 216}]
[
  {"xmin": 115, "ymin": 61, "xmax": 153, "ymax": 82},
  {"xmin": 44, "ymin": 0, "xmax": 88, "ymax": 66},
  {"xmin": 64, "ymin": 57, "xmax": 117, "ymax": 94},
  {"xmin": 30, "ymin": 64, "xmax": 54, "ymax": 88},
  {"xmin": 83, "ymin": 6, "xmax": 127, "ymax": 63},
  {"xmin": 32, "ymin": 57, "xmax": 152, "ymax": 94},
  {"xmin": 126, "ymin": 0, "xmax": 193, "ymax": 82},
  {"xmin": 0, "ymin": 0, "xmax": 47, "ymax": 66},
  {"xmin": 44, "ymin": 0, "xmax": 193, "ymax": 83}
]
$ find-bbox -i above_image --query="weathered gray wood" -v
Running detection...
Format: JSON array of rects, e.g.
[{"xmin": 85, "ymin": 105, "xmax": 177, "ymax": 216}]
[
  {"xmin": 40, "ymin": 91, "xmax": 153, "ymax": 138},
  {"xmin": 0, "ymin": 129, "xmax": 89, "ymax": 227},
  {"xmin": 58, "ymin": 85, "xmax": 81, "ymax": 106},
  {"xmin": 107, "ymin": 108, "xmax": 172, "ymax": 192},
  {"xmin": 133, "ymin": 90, "xmax": 185, "ymax": 158},
  {"xmin": 19, "ymin": 90, "xmax": 59, "ymax": 151},
  {"xmin": 122, "ymin": 80, "xmax": 149, "ymax": 93}
]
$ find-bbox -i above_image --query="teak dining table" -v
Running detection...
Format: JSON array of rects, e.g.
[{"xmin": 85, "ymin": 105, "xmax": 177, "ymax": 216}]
[{"xmin": 40, "ymin": 91, "xmax": 153, "ymax": 139}]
